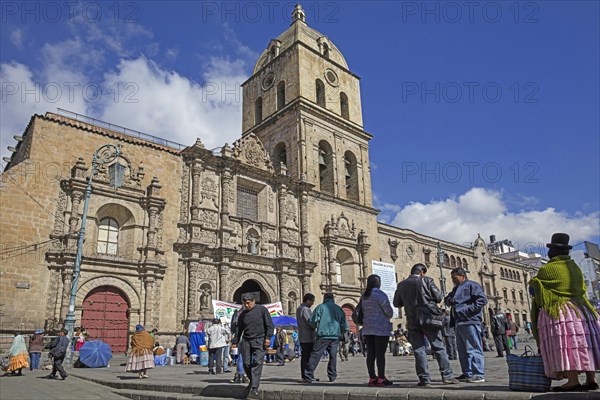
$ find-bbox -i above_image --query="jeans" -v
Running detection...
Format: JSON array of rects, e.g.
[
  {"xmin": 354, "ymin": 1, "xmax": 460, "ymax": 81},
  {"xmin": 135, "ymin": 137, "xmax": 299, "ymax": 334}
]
[
  {"xmin": 240, "ymin": 337, "xmax": 267, "ymax": 389},
  {"xmin": 236, "ymin": 353, "xmax": 244, "ymax": 374},
  {"xmin": 364, "ymin": 335, "xmax": 388, "ymax": 379},
  {"xmin": 304, "ymin": 338, "xmax": 338, "ymax": 382},
  {"xmin": 510, "ymin": 335, "xmax": 518, "ymax": 350},
  {"xmin": 208, "ymin": 347, "xmax": 224, "ymax": 372},
  {"xmin": 493, "ymin": 334, "xmax": 511, "ymax": 356},
  {"xmin": 456, "ymin": 324, "xmax": 485, "ymax": 379},
  {"xmin": 443, "ymin": 335, "xmax": 457, "ymax": 360},
  {"xmin": 338, "ymin": 341, "xmax": 349, "ymax": 361},
  {"xmin": 222, "ymin": 345, "xmax": 231, "ymax": 370},
  {"xmin": 407, "ymin": 328, "xmax": 454, "ymax": 383},
  {"xmin": 299, "ymin": 342, "xmax": 314, "ymax": 379},
  {"xmin": 29, "ymin": 352, "xmax": 41, "ymax": 370}
]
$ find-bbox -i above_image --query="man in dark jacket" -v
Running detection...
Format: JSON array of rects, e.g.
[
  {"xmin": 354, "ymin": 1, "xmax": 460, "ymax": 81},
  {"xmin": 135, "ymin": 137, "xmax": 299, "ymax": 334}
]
[
  {"xmin": 45, "ymin": 328, "xmax": 69, "ymax": 380},
  {"xmin": 442, "ymin": 310, "xmax": 457, "ymax": 360},
  {"xmin": 232, "ymin": 293, "xmax": 274, "ymax": 397},
  {"xmin": 444, "ymin": 268, "xmax": 488, "ymax": 383},
  {"xmin": 393, "ymin": 263, "xmax": 458, "ymax": 386},
  {"xmin": 491, "ymin": 308, "xmax": 511, "ymax": 357},
  {"xmin": 303, "ymin": 293, "xmax": 348, "ymax": 384}
]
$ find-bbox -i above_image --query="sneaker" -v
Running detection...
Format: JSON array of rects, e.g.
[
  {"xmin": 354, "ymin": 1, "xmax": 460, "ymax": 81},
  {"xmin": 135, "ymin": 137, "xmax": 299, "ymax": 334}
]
[
  {"xmin": 248, "ymin": 388, "xmax": 260, "ymax": 398},
  {"xmin": 417, "ymin": 381, "xmax": 431, "ymax": 387},
  {"xmin": 380, "ymin": 378, "xmax": 394, "ymax": 386},
  {"xmin": 442, "ymin": 378, "xmax": 459, "ymax": 384},
  {"xmin": 456, "ymin": 374, "xmax": 470, "ymax": 382},
  {"xmin": 368, "ymin": 378, "xmax": 378, "ymax": 387},
  {"xmin": 467, "ymin": 376, "xmax": 485, "ymax": 383}
]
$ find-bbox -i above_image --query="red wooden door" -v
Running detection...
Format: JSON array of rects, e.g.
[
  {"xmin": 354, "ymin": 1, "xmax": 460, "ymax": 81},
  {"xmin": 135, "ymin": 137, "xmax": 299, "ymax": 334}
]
[
  {"xmin": 81, "ymin": 286, "xmax": 130, "ymax": 354},
  {"xmin": 342, "ymin": 304, "xmax": 357, "ymax": 333}
]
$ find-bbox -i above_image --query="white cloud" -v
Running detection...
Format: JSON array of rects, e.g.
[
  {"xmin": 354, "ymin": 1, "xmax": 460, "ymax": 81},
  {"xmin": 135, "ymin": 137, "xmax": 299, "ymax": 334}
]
[
  {"xmin": 10, "ymin": 28, "xmax": 24, "ymax": 48},
  {"xmin": 383, "ymin": 187, "xmax": 600, "ymax": 250}
]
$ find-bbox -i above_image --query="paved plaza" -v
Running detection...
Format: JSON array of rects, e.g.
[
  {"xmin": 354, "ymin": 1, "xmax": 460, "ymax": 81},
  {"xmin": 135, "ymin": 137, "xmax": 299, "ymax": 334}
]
[{"xmin": 2, "ymin": 351, "xmax": 598, "ymax": 400}]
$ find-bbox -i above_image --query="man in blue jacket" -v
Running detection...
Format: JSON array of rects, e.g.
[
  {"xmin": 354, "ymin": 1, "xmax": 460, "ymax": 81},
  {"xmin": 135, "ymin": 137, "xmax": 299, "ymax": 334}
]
[
  {"xmin": 303, "ymin": 293, "xmax": 348, "ymax": 384},
  {"xmin": 444, "ymin": 268, "xmax": 488, "ymax": 383}
]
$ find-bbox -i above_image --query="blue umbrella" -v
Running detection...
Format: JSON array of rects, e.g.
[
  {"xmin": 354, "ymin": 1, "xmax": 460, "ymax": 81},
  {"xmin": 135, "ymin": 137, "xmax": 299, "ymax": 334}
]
[
  {"xmin": 79, "ymin": 340, "xmax": 112, "ymax": 368},
  {"xmin": 272, "ymin": 316, "xmax": 297, "ymax": 327}
]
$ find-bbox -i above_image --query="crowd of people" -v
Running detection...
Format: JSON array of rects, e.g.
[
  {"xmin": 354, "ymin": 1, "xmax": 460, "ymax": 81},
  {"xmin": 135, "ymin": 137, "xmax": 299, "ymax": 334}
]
[{"xmin": 2, "ymin": 233, "xmax": 598, "ymax": 396}]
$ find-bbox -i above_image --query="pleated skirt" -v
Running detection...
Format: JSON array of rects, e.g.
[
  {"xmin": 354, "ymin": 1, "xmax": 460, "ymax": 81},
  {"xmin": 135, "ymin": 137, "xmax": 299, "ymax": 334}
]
[
  {"xmin": 538, "ymin": 302, "xmax": 600, "ymax": 379},
  {"xmin": 126, "ymin": 349, "xmax": 155, "ymax": 372}
]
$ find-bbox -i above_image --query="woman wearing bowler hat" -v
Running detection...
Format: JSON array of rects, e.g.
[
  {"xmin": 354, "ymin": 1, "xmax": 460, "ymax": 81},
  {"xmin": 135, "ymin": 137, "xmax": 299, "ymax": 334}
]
[{"xmin": 529, "ymin": 233, "xmax": 600, "ymax": 392}]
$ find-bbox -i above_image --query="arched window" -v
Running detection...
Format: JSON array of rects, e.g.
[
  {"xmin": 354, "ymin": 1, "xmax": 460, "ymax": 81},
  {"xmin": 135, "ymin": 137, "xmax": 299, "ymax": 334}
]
[
  {"xmin": 315, "ymin": 79, "xmax": 325, "ymax": 107},
  {"xmin": 444, "ymin": 254, "xmax": 450, "ymax": 268},
  {"xmin": 450, "ymin": 255, "xmax": 456, "ymax": 268},
  {"xmin": 97, "ymin": 217, "xmax": 119, "ymax": 255},
  {"xmin": 277, "ymin": 81, "xmax": 286, "ymax": 110},
  {"xmin": 273, "ymin": 142, "xmax": 287, "ymax": 170},
  {"xmin": 456, "ymin": 257, "xmax": 462, "ymax": 268},
  {"xmin": 517, "ymin": 272, "xmax": 520, "ymax": 281},
  {"xmin": 255, "ymin": 97, "xmax": 263, "ymax": 124},
  {"xmin": 340, "ymin": 92, "xmax": 349, "ymax": 119},
  {"xmin": 336, "ymin": 249, "xmax": 356, "ymax": 285},
  {"xmin": 462, "ymin": 258, "xmax": 468, "ymax": 269},
  {"xmin": 503, "ymin": 288, "xmax": 508, "ymax": 299},
  {"xmin": 318, "ymin": 140, "xmax": 334, "ymax": 194},
  {"xmin": 344, "ymin": 151, "xmax": 359, "ymax": 202}
]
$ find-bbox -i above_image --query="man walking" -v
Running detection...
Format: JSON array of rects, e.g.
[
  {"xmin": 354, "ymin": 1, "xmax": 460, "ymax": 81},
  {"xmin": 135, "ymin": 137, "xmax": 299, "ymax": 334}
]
[
  {"xmin": 442, "ymin": 310, "xmax": 457, "ymax": 360},
  {"xmin": 303, "ymin": 293, "xmax": 348, "ymax": 384},
  {"xmin": 491, "ymin": 308, "xmax": 511, "ymax": 357},
  {"xmin": 393, "ymin": 263, "xmax": 458, "ymax": 386},
  {"xmin": 508, "ymin": 316, "xmax": 519, "ymax": 350},
  {"xmin": 444, "ymin": 268, "xmax": 488, "ymax": 383},
  {"xmin": 45, "ymin": 328, "xmax": 69, "ymax": 380},
  {"xmin": 232, "ymin": 293, "xmax": 274, "ymax": 397},
  {"xmin": 296, "ymin": 293, "xmax": 316, "ymax": 382},
  {"xmin": 274, "ymin": 327, "xmax": 287, "ymax": 366}
]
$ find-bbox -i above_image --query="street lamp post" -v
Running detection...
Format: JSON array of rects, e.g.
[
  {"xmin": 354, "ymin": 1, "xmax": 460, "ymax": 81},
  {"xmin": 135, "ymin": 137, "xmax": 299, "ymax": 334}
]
[
  {"xmin": 64, "ymin": 144, "xmax": 123, "ymax": 366},
  {"xmin": 437, "ymin": 242, "xmax": 447, "ymax": 296}
]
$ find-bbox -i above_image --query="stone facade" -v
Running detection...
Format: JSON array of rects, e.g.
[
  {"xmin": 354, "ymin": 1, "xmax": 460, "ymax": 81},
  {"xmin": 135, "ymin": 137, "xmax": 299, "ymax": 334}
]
[{"xmin": 0, "ymin": 5, "xmax": 532, "ymax": 341}]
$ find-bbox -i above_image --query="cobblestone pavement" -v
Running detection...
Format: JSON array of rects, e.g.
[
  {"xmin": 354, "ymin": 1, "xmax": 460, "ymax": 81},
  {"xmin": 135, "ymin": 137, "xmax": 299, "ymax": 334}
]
[
  {"xmin": 59, "ymin": 352, "xmax": 600, "ymax": 400},
  {"xmin": 2, "ymin": 352, "xmax": 598, "ymax": 399}
]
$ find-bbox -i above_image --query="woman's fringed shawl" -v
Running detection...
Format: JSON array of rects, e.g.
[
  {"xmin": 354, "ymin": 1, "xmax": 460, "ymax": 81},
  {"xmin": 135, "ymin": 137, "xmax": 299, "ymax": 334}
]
[
  {"xmin": 130, "ymin": 330, "xmax": 154, "ymax": 356},
  {"xmin": 529, "ymin": 255, "xmax": 598, "ymax": 342},
  {"xmin": 9, "ymin": 335, "xmax": 27, "ymax": 356}
]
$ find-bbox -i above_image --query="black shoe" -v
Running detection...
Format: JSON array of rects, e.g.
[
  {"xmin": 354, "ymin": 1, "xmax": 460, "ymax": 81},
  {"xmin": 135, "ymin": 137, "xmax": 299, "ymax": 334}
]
[
  {"xmin": 247, "ymin": 387, "xmax": 259, "ymax": 398},
  {"xmin": 582, "ymin": 382, "xmax": 599, "ymax": 391},
  {"xmin": 456, "ymin": 374, "xmax": 469, "ymax": 382},
  {"xmin": 417, "ymin": 381, "xmax": 431, "ymax": 387},
  {"xmin": 45, "ymin": 375, "xmax": 56, "ymax": 379},
  {"xmin": 552, "ymin": 384, "xmax": 583, "ymax": 392},
  {"xmin": 442, "ymin": 378, "xmax": 459, "ymax": 384},
  {"xmin": 242, "ymin": 375, "xmax": 248, "ymax": 383},
  {"xmin": 230, "ymin": 373, "xmax": 241, "ymax": 384},
  {"xmin": 61, "ymin": 375, "xmax": 68, "ymax": 381},
  {"xmin": 495, "ymin": 355, "xmax": 504, "ymax": 358},
  {"xmin": 329, "ymin": 377, "xmax": 336, "ymax": 382}
]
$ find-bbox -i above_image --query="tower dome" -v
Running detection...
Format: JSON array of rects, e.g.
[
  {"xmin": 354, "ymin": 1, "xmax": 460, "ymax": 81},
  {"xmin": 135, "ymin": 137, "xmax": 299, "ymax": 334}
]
[{"xmin": 253, "ymin": 4, "xmax": 349, "ymax": 74}]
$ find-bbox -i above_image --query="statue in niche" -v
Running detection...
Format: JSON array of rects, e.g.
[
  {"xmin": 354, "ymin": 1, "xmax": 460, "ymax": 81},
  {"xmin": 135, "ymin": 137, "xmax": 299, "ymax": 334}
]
[
  {"xmin": 199, "ymin": 284, "xmax": 212, "ymax": 311},
  {"xmin": 288, "ymin": 293, "xmax": 297, "ymax": 313},
  {"xmin": 247, "ymin": 230, "xmax": 260, "ymax": 255}
]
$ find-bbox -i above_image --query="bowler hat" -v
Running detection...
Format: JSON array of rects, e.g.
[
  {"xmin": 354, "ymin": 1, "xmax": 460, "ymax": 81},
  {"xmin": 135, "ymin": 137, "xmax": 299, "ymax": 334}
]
[{"xmin": 546, "ymin": 233, "xmax": 572, "ymax": 249}]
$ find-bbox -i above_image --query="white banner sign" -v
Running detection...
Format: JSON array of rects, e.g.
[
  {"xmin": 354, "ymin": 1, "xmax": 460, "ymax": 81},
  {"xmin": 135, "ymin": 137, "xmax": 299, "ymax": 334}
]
[
  {"xmin": 371, "ymin": 260, "xmax": 399, "ymax": 318},
  {"xmin": 211, "ymin": 300, "xmax": 284, "ymax": 323}
]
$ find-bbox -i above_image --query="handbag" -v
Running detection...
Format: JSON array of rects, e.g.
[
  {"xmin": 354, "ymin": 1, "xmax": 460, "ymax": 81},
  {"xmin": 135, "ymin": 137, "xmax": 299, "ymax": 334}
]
[
  {"xmin": 416, "ymin": 278, "xmax": 445, "ymax": 330},
  {"xmin": 351, "ymin": 297, "xmax": 364, "ymax": 325},
  {"xmin": 506, "ymin": 346, "xmax": 551, "ymax": 392}
]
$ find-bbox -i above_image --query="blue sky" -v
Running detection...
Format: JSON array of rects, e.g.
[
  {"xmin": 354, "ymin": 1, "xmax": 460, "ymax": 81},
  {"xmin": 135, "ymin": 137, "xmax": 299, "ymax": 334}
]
[{"xmin": 1, "ymin": 1, "xmax": 598, "ymax": 251}]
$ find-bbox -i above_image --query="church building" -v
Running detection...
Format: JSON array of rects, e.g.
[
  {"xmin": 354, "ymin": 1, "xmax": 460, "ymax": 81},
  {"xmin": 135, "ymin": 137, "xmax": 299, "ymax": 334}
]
[{"xmin": 0, "ymin": 5, "xmax": 533, "ymax": 352}]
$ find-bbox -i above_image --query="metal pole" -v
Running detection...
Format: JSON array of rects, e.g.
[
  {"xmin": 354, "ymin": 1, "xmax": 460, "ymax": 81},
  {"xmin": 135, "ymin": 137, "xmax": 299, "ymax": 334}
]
[{"xmin": 64, "ymin": 144, "xmax": 120, "ymax": 367}]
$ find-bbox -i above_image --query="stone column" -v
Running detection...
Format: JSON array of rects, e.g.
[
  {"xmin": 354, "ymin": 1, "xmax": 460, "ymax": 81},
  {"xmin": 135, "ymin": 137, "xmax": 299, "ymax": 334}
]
[
  {"xmin": 144, "ymin": 277, "xmax": 155, "ymax": 327},
  {"xmin": 279, "ymin": 274, "xmax": 290, "ymax": 315},
  {"xmin": 190, "ymin": 163, "xmax": 202, "ymax": 221},
  {"xmin": 60, "ymin": 270, "xmax": 72, "ymax": 321},
  {"xmin": 147, "ymin": 208, "xmax": 158, "ymax": 247},
  {"xmin": 187, "ymin": 263, "xmax": 198, "ymax": 318},
  {"xmin": 176, "ymin": 260, "xmax": 186, "ymax": 324},
  {"xmin": 220, "ymin": 169, "xmax": 232, "ymax": 227},
  {"xmin": 302, "ymin": 275, "xmax": 311, "ymax": 297},
  {"xmin": 219, "ymin": 264, "xmax": 229, "ymax": 300}
]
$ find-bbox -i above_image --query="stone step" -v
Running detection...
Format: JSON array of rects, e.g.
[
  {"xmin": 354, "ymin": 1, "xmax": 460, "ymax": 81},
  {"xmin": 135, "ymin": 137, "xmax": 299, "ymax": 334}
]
[{"xmin": 113, "ymin": 389, "xmax": 241, "ymax": 400}]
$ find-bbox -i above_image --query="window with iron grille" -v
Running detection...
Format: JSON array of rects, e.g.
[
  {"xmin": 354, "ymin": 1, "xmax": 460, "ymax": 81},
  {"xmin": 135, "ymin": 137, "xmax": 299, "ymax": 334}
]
[{"xmin": 237, "ymin": 186, "xmax": 258, "ymax": 221}]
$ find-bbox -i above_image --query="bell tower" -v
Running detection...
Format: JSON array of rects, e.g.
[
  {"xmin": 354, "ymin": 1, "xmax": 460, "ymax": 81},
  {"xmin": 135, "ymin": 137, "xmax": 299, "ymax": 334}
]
[{"xmin": 241, "ymin": 4, "xmax": 373, "ymax": 207}]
